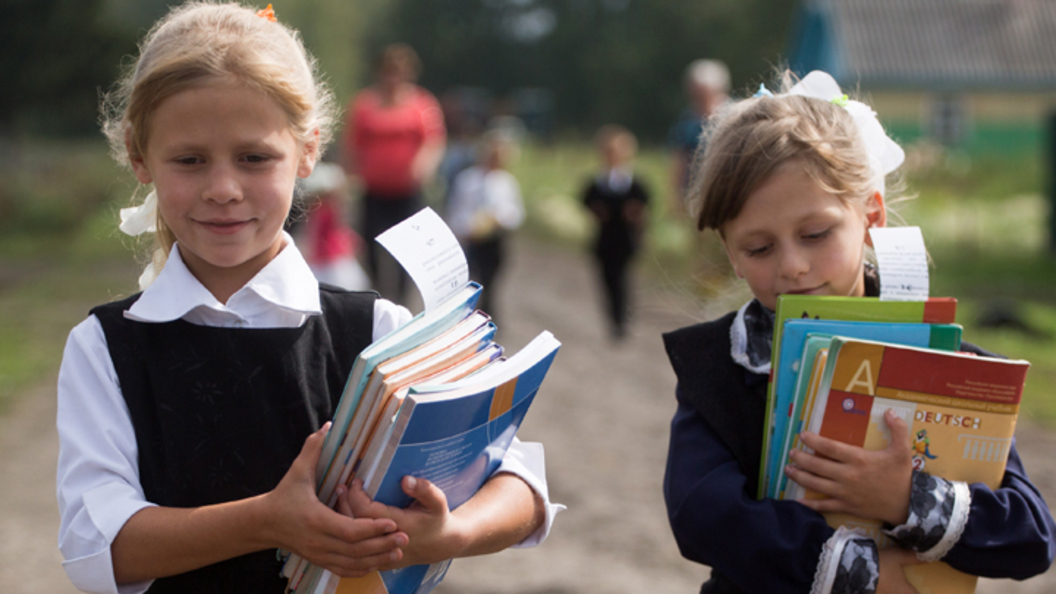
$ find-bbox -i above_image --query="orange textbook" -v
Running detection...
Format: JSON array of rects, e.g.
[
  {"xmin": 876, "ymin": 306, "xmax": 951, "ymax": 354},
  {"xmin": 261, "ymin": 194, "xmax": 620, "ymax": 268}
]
[{"xmin": 789, "ymin": 336, "xmax": 1029, "ymax": 594}]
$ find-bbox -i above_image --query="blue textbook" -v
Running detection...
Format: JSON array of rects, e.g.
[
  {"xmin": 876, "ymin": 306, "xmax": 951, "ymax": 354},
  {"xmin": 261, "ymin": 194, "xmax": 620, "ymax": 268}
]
[
  {"xmin": 313, "ymin": 282, "xmax": 484, "ymax": 492},
  {"xmin": 351, "ymin": 331, "xmax": 561, "ymax": 594},
  {"xmin": 287, "ymin": 328, "xmax": 560, "ymax": 594}
]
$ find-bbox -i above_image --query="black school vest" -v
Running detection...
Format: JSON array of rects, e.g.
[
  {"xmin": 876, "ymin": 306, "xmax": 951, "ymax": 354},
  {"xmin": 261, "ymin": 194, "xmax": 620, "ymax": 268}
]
[
  {"xmin": 91, "ymin": 286, "xmax": 377, "ymax": 594},
  {"xmin": 663, "ymin": 312, "xmax": 767, "ymax": 594}
]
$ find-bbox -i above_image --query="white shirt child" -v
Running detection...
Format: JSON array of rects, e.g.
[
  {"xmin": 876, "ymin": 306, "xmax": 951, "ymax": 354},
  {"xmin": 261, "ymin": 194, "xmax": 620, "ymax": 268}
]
[
  {"xmin": 446, "ymin": 166, "xmax": 525, "ymax": 242},
  {"xmin": 56, "ymin": 234, "xmax": 562, "ymax": 594}
]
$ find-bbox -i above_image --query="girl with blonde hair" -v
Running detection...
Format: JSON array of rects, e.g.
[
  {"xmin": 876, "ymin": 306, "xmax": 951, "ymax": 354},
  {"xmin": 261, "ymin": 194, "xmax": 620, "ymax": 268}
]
[{"xmin": 57, "ymin": 4, "xmax": 559, "ymax": 592}]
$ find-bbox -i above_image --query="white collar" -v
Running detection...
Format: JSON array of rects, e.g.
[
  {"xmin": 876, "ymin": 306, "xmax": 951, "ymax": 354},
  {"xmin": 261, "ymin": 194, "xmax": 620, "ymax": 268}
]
[
  {"xmin": 730, "ymin": 300, "xmax": 771, "ymax": 375},
  {"xmin": 126, "ymin": 232, "xmax": 322, "ymax": 323}
]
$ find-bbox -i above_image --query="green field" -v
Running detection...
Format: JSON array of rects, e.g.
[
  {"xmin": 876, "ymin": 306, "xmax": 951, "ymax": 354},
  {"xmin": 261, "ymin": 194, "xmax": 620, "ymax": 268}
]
[{"xmin": 2, "ymin": 139, "xmax": 1055, "ymax": 424}]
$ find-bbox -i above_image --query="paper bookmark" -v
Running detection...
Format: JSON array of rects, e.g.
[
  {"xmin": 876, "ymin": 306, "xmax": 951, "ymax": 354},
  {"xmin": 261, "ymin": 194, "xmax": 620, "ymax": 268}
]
[
  {"xmin": 376, "ymin": 207, "xmax": 470, "ymax": 312},
  {"xmin": 868, "ymin": 226, "xmax": 929, "ymax": 301}
]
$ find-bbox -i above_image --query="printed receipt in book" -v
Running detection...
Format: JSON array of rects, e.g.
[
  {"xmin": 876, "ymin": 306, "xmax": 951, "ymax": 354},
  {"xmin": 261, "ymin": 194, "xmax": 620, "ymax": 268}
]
[
  {"xmin": 282, "ymin": 207, "xmax": 562, "ymax": 594},
  {"xmin": 376, "ymin": 206, "xmax": 471, "ymax": 313}
]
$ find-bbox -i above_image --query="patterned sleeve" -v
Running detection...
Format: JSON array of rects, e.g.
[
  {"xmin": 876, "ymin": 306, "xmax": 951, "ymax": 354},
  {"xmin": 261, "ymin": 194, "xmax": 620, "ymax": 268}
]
[
  {"xmin": 812, "ymin": 469, "xmax": 971, "ymax": 593},
  {"xmin": 884, "ymin": 470, "xmax": 971, "ymax": 562},
  {"xmin": 812, "ymin": 527, "xmax": 879, "ymax": 594}
]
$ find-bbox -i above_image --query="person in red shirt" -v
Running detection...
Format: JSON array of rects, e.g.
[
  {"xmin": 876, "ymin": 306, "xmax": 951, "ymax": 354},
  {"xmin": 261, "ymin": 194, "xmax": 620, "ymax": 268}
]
[{"xmin": 342, "ymin": 43, "xmax": 446, "ymax": 304}]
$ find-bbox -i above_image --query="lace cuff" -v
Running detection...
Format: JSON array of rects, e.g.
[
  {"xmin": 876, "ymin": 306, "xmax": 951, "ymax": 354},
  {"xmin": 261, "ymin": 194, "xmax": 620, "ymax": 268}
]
[
  {"xmin": 884, "ymin": 470, "xmax": 971, "ymax": 562},
  {"xmin": 812, "ymin": 526, "xmax": 879, "ymax": 594}
]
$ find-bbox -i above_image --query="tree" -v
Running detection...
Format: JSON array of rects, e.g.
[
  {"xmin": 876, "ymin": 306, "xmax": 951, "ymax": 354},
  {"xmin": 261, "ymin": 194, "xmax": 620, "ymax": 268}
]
[
  {"xmin": 0, "ymin": 0, "xmax": 135, "ymax": 137},
  {"xmin": 366, "ymin": 0, "xmax": 797, "ymax": 142}
]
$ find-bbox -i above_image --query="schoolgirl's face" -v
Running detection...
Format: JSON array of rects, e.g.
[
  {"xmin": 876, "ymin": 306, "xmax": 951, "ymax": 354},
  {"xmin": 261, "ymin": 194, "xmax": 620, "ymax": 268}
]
[
  {"xmin": 130, "ymin": 82, "xmax": 316, "ymax": 294},
  {"xmin": 720, "ymin": 163, "xmax": 885, "ymax": 311}
]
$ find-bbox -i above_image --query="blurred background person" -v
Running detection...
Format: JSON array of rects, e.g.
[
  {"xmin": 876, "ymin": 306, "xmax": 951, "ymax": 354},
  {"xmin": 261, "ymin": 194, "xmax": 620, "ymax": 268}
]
[
  {"xmin": 668, "ymin": 59, "xmax": 730, "ymax": 212},
  {"xmin": 294, "ymin": 162, "xmax": 371, "ymax": 291},
  {"xmin": 581, "ymin": 125, "xmax": 650, "ymax": 341},
  {"xmin": 438, "ymin": 87, "xmax": 488, "ymax": 213},
  {"xmin": 668, "ymin": 59, "xmax": 731, "ymax": 286},
  {"xmin": 342, "ymin": 43, "xmax": 446, "ymax": 304},
  {"xmin": 446, "ymin": 127, "xmax": 525, "ymax": 321}
]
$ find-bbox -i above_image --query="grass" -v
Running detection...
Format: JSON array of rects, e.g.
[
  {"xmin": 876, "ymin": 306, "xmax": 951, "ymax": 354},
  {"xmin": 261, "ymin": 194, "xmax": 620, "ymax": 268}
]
[
  {"xmin": 0, "ymin": 139, "xmax": 139, "ymax": 411},
  {"xmin": 0, "ymin": 209, "xmax": 136, "ymax": 412},
  {"xmin": 2, "ymin": 138, "xmax": 1056, "ymax": 424}
]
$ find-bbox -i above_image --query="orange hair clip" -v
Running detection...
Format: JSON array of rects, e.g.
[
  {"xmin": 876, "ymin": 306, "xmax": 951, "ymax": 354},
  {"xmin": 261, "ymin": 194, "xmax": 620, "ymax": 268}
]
[{"xmin": 256, "ymin": 4, "xmax": 277, "ymax": 22}]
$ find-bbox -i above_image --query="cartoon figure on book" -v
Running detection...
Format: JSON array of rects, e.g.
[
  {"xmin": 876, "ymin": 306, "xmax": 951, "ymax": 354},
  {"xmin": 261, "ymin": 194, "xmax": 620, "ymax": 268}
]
[
  {"xmin": 662, "ymin": 70, "xmax": 1055, "ymax": 594},
  {"xmin": 55, "ymin": 4, "xmax": 561, "ymax": 593}
]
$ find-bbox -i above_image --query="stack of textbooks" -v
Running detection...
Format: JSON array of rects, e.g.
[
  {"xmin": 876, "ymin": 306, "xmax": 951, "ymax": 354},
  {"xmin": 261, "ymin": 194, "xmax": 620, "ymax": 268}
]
[
  {"xmin": 281, "ymin": 282, "xmax": 561, "ymax": 594},
  {"xmin": 761, "ymin": 294, "xmax": 1030, "ymax": 594}
]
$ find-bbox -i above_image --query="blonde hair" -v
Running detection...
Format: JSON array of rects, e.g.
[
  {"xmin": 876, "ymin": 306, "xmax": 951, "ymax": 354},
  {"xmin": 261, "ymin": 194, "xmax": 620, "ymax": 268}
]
[
  {"xmin": 687, "ymin": 73, "xmax": 897, "ymax": 233},
  {"xmin": 101, "ymin": 1, "xmax": 336, "ymax": 272}
]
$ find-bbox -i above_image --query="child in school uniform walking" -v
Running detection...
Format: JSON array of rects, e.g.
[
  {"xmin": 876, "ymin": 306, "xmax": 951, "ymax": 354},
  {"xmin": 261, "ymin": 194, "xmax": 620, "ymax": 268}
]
[
  {"xmin": 445, "ymin": 128, "xmax": 525, "ymax": 320},
  {"xmin": 662, "ymin": 70, "xmax": 1055, "ymax": 594},
  {"xmin": 581, "ymin": 124, "xmax": 650, "ymax": 340},
  {"xmin": 55, "ymin": 4, "xmax": 560, "ymax": 593}
]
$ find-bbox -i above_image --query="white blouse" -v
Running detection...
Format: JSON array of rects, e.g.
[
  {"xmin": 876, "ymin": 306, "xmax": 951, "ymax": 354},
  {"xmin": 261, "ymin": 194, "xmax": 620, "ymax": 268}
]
[
  {"xmin": 446, "ymin": 166, "xmax": 525, "ymax": 240},
  {"xmin": 56, "ymin": 237, "xmax": 561, "ymax": 594}
]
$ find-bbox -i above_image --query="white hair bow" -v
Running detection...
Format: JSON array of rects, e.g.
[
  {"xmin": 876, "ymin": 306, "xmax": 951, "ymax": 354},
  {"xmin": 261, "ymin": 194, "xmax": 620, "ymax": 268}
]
[
  {"xmin": 119, "ymin": 190, "xmax": 158, "ymax": 236},
  {"xmin": 118, "ymin": 190, "xmax": 161, "ymax": 290},
  {"xmin": 787, "ymin": 71, "xmax": 905, "ymax": 196}
]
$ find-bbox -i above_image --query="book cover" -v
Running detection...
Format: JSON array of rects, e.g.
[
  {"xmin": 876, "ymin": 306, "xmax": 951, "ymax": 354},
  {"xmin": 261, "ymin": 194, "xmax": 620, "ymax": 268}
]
[
  {"xmin": 315, "ymin": 283, "xmax": 483, "ymax": 486},
  {"xmin": 766, "ymin": 320, "xmax": 962, "ymax": 499},
  {"xmin": 286, "ymin": 286, "xmax": 487, "ymax": 587},
  {"xmin": 286, "ymin": 210, "xmax": 559, "ymax": 594},
  {"xmin": 758, "ymin": 295, "xmax": 958, "ymax": 498},
  {"xmin": 319, "ymin": 331, "xmax": 562, "ymax": 594},
  {"xmin": 320, "ymin": 316, "xmax": 498, "ymax": 507},
  {"xmin": 790, "ymin": 337, "xmax": 1028, "ymax": 593},
  {"xmin": 775, "ymin": 335, "xmax": 832, "ymax": 500}
]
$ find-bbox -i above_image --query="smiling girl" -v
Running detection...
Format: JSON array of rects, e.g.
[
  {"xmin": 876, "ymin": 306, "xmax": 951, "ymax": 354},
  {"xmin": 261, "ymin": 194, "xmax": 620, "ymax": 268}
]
[
  {"xmin": 55, "ymin": 4, "xmax": 558, "ymax": 593},
  {"xmin": 662, "ymin": 71, "xmax": 1054, "ymax": 594}
]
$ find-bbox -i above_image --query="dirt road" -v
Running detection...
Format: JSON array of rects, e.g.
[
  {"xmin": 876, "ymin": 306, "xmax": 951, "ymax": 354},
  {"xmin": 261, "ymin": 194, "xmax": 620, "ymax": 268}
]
[{"xmin": 2, "ymin": 234, "xmax": 1054, "ymax": 593}]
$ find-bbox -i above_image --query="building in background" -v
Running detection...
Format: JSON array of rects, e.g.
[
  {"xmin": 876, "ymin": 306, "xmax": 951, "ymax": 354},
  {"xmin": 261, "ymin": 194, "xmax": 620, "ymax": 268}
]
[{"xmin": 788, "ymin": 0, "xmax": 1056, "ymax": 155}]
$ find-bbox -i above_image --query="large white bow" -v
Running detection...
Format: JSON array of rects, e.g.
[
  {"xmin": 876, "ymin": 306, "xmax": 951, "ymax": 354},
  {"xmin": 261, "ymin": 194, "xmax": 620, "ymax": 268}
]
[
  {"xmin": 119, "ymin": 190, "xmax": 158, "ymax": 236},
  {"xmin": 787, "ymin": 71, "xmax": 905, "ymax": 196}
]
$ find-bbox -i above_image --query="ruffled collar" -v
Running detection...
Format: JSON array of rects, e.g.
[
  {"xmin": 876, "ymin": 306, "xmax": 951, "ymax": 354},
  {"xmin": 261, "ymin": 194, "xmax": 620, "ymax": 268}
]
[{"xmin": 730, "ymin": 299, "xmax": 775, "ymax": 375}]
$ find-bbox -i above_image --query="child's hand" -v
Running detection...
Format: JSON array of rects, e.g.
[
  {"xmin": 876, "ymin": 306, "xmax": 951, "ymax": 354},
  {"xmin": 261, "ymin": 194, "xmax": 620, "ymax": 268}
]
[
  {"xmin": 342, "ymin": 473, "xmax": 466, "ymax": 566},
  {"xmin": 263, "ymin": 424, "xmax": 407, "ymax": 577},
  {"xmin": 342, "ymin": 476, "xmax": 467, "ymax": 569},
  {"xmin": 877, "ymin": 547, "xmax": 923, "ymax": 594},
  {"xmin": 785, "ymin": 409, "xmax": 913, "ymax": 525},
  {"xmin": 342, "ymin": 472, "xmax": 543, "ymax": 570}
]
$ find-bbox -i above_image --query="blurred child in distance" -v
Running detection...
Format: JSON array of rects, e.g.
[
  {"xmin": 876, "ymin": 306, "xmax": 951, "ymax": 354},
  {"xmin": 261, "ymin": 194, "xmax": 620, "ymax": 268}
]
[
  {"xmin": 445, "ymin": 127, "xmax": 525, "ymax": 319},
  {"xmin": 581, "ymin": 124, "xmax": 650, "ymax": 341},
  {"xmin": 296, "ymin": 162, "xmax": 371, "ymax": 291}
]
